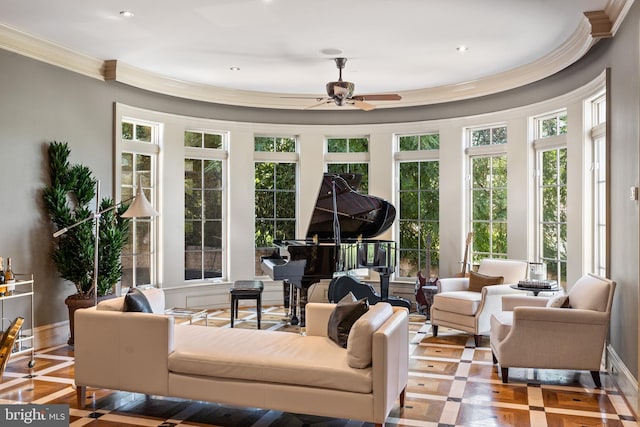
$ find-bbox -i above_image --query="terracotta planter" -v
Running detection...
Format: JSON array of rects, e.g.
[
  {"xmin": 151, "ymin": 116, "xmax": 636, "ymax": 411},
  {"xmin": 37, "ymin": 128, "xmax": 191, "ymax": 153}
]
[{"xmin": 65, "ymin": 294, "xmax": 116, "ymax": 346}]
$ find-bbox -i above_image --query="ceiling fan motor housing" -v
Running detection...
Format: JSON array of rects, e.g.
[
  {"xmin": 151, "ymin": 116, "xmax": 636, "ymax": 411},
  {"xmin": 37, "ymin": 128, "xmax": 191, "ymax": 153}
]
[{"xmin": 326, "ymin": 81, "xmax": 355, "ymax": 105}]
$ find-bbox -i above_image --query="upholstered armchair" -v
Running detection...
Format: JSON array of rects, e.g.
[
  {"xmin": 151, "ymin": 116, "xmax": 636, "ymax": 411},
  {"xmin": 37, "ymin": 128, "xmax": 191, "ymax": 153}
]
[
  {"xmin": 430, "ymin": 259, "xmax": 528, "ymax": 347},
  {"xmin": 490, "ymin": 273, "xmax": 616, "ymax": 387}
]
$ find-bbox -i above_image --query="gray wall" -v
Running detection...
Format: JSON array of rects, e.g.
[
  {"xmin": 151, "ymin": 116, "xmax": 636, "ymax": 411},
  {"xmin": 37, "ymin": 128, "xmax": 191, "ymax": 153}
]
[{"xmin": 0, "ymin": 5, "xmax": 637, "ymax": 378}]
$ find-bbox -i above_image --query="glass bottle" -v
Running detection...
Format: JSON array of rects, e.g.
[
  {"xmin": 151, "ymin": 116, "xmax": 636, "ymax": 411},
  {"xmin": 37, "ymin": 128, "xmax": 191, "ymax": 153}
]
[
  {"xmin": 5, "ymin": 257, "xmax": 15, "ymax": 294},
  {"xmin": 0, "ymin": 257, "xmax": 5, "ymax": 296}
]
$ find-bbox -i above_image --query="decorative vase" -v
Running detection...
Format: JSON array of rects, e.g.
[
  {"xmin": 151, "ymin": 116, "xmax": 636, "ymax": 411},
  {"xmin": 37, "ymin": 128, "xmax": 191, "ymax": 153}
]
[{"xmin": 65, "ymin": 293, "xmax": 116, "ymax": 346}]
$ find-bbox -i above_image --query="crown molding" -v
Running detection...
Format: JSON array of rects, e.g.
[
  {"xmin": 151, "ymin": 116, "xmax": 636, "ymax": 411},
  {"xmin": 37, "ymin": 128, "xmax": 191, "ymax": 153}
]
[
  {"xmin": 0, "ymin": 0, "xmax": 632, "ymax": 110},
  {"xmin": 0, "ymin": 24, "xmax": 103, "ymax": 80}
]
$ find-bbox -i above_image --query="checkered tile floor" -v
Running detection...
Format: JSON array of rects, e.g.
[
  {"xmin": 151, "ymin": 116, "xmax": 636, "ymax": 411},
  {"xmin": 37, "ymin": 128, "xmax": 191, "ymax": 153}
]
[{"xmin": 0, "ymin": 307, "xmax": 635, "ymax": 426}]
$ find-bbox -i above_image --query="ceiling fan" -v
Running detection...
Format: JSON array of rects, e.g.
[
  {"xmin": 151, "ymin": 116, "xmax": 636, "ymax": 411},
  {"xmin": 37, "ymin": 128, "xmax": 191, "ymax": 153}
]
[{"xmin": 304, "ymin": 58, "xmax": 402, "ymax": 111}]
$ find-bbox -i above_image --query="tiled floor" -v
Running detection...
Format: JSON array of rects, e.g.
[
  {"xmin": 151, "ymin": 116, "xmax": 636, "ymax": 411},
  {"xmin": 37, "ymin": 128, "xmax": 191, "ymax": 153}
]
[{"xmin": 0, "ymin": 306, "xmax": 636, "ymax": 426}]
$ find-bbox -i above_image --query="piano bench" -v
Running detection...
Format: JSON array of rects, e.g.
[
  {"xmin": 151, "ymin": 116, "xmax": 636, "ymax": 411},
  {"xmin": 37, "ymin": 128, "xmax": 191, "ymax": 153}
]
[{"xmin": 230, "ymin": 280, "xmax": 264, "ymax": 329}]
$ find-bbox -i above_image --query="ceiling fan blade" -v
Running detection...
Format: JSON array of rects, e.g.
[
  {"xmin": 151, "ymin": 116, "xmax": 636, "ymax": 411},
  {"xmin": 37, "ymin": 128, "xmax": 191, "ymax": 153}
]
[
  {"xmin": 352, "ymin": 94, "xmax": 402, "ymax": 101},
  {"xmin": 305, "ymin": 99, "xmax": 332, "ymax": 109},
  {"xmin": 352, "ymin": 100, "xmax": 376, "ymax": 111},
  {"xmin": 280, "ymin": 96, "xmax": 325, "ymax": 100}
]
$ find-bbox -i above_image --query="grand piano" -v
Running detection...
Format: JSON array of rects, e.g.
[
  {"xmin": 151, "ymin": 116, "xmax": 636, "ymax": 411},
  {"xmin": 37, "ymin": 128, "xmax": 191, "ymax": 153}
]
[{"xmin": 261, "ymin": 173, "xmax": 410, "ymax": 326}]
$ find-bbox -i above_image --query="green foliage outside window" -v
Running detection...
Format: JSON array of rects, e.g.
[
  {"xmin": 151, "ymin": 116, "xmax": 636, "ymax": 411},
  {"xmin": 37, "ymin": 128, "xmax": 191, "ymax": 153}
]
[
  {"xmin": 539, "ymin": 113, "xmax": 567, "ymax": 138},
  {"xmin": 399, "ymin": 134, "xmax": 440, "ymax": 151},
  {"xmin": 184, "ymin": 131, "xmax": 223, "ymax": 149},
  {"xmin": 255, "ymin": 136, "xmax": 296, "ymax": 152},
  {"xmin": 471, "ymin": 126, "xmax": 507, "ymax": 147},
  {"xmin": 122, "ymin": 121, "xmax": 151, "ymax": 142},
  {"xmin": 471, "ymin": 154, "xmax": 507, "ymax": 262},
  {"xmin": 327, "ymin": 137, "xmax": 368, "ymax": 152},
  {"xmin": 398, "ymin": 160, "xmax": 439, "ymax": 278},
  {"xmin": 540, "ymin": 148, "xmax": 567, "ymax": 284},
  {"xmin": 185, "ymin": 156, "xmax": 223, "ymax": 280},
  {"xmin": 255, "ymin": 161, "xmax": 296, "ymax": 275}
]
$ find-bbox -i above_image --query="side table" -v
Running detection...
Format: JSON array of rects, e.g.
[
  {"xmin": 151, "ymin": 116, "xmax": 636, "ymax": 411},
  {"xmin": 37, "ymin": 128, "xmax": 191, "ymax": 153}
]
[
  {"xmin": 510, "ymin": 280, "xmax": 560, "ymax": 296},
  {"xmin": 165, "ymin": 308, "xmax": 209, "ymax": 325}
]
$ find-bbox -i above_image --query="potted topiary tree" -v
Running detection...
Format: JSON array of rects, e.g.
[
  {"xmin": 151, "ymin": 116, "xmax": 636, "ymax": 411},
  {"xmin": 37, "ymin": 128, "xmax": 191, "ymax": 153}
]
[{"xmin": 42, "ymin": 141, "xmax": 130, "ymax": 345}]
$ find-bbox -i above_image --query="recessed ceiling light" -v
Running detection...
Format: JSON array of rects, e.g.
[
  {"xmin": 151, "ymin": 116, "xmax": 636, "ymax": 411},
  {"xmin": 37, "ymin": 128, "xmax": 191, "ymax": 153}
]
[
  {"xmin": 230, "ymin": 66, "xmax": 240, "ymax": 71},
  {"xmin": 321, "ymin": 48, "xmax": 343, "ymax": 56},
  {"xmin": 456, "ymin": 45, "xmax": 468, "ymax": 52},
  {"xmin": 120, "ymin": 10, "xmax": 135, "ymax": 18}
]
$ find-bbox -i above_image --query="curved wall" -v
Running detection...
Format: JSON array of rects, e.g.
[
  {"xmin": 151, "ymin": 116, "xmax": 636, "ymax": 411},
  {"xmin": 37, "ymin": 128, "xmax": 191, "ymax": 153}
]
[{"xmin": 0, "ymin": 2, "xmax": 637, "ymax": 395}]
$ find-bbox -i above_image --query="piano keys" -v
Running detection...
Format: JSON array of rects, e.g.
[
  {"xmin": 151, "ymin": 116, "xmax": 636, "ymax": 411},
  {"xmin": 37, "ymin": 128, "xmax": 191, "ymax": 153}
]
[{"xmin": 261, "ymin": 173, "xmax": 410, "ymax": 326}]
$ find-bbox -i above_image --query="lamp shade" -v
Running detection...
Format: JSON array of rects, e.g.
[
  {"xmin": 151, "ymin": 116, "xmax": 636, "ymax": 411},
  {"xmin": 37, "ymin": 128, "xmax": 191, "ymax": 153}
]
[{"xmin": 121, "ymin": 177, "xmax": 159, "ymax": 218}]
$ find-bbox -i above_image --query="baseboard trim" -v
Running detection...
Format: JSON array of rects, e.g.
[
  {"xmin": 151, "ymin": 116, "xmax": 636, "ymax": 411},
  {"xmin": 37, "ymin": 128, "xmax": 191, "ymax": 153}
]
[
  {"xmin": 606, "ymin": 343, "xmax": 638, "ymax": 416},
  {"xmin": 33, "ymin": 321, "xmax": 69, "ymax": 350}
]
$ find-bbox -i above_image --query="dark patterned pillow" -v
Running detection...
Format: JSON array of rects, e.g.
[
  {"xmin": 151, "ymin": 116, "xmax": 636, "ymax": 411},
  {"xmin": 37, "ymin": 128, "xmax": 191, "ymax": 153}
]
[
  {"xmin": 124, "ymin": 288, "xmax": 153, "ymax": 313},
  {"xmin": 327, "ymin": 292, "xmax": 369, "ymax": 348},
  {"xmin": 468, "ymin": 271, "xmax": 504, "ymax": 292}
]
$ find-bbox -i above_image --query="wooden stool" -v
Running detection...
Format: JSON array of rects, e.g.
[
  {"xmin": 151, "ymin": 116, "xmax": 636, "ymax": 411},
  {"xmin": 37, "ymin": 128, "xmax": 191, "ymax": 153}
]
[{"xmin": 230, "ymin": 280, "xmax": 264, "ymax": 329}]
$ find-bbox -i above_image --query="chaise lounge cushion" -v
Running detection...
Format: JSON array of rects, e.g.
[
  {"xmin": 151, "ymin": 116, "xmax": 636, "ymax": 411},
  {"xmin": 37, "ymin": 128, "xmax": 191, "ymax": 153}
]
[
  {"xmin": 168, "ymin": 325, "xmax": 373, "ymax": 393},
  {"xmin": 347, "ymin": 302, "xmax": 394, "ymax": 368}
]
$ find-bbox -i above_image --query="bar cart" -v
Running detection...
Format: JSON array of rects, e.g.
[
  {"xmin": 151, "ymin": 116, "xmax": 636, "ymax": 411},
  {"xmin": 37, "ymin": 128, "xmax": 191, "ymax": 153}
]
[{"xmin": 0, "ymin": 274, "xmax": 35, "ymax": 368}]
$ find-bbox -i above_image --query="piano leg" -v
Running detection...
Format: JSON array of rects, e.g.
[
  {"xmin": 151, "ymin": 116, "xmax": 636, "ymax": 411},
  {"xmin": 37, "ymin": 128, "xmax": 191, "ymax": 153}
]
[
  {"xmin": 298, "ymin": 287, "xmax": 308, "ymax": 327},
  {"xmin": 282, "ymin": 279, "xmax": 291, "ymax": 323},
  {"xmin": 290, "ymin": 284, "xmax": 299, "ymax": 325}
]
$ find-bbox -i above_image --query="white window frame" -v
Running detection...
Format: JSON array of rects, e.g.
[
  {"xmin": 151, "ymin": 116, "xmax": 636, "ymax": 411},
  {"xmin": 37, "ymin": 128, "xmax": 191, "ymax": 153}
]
[
  {"xmin": 184, "ymin": 129, "xmax": 229, "ymax": 282},
  {"xmin": 115, "ymin": 110, "xmax": 162, "ymax": 291},
  {"xmin": 465, "ymin": 124, "xmax": 508, "ymax": 261}
]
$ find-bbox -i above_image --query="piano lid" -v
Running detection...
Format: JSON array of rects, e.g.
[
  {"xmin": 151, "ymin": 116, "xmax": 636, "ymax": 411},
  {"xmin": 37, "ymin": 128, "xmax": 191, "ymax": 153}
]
[{"xmin": 306, "ymin": 173, "xmax": 396, "ymax": 240}]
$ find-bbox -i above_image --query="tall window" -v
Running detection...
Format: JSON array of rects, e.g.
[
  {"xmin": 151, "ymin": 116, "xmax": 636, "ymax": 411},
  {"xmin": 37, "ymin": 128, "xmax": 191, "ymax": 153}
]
[
  {"xmin": 396, "ymin": 133, "xmax": 440, "ymax": 278},
  {"xmin": 591, "ymin": 95, "xmax": 607, "ymax": 278},
  {"xmin": 254, "ymin": 136, "xmax": 297, "ymax": 275},
  {"xmin": 533, "ymin": 111, "xmax": 568, "ymax": 284},
  {"xmin": 120, "ymin": 119, "xmax": 160, "ymax": 288},
  {"xmin": 539, "ymin": 148, "xmax": 567, "ymax": 284},
  {"xmin": 184, "ymin": 130, "xmax": 226, "ymax": 281},
  {"xmin": 468, "ymin": 126, "xmax": 507, "ymax": 262},
  {"xmin": 326, "ymin": 137, "xmax": 369, "ymax": 193}
]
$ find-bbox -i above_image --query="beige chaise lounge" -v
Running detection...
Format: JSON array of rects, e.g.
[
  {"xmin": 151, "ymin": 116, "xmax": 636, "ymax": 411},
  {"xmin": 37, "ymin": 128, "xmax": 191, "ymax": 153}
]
[{"xmin": 74, "ymin": 288, "xmax": 409, "ymax": 426}]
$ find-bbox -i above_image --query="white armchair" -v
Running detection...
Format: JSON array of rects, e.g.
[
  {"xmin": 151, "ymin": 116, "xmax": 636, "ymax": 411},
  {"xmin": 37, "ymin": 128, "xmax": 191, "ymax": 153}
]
[
  {"xmin": 490, "ymin": 273, "xmax": 616, "ymax": 387},
  {"xmin": 430, "ymin": 259, "xmax": 528, "ymax": 347}
]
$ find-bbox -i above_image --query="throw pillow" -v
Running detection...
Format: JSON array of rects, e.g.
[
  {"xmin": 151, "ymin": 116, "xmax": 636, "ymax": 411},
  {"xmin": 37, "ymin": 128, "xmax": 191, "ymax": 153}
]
[
  {"xmin": 347, "ymin": 302, "xmax": 394, "ymax": 368},
  {"xmin": 546, "ymin": 294, "xmax": 570, "ymax": 308},
  {"xmin": 124, "ymin": 288, "xmax": 153, "ymax": 313},
  {"xmin": 327, "ymin": 293, "xmax": 369, "ymax": 348},
  {"xmin": 468, "ymin": 271, "xmax": 504, "ymax": 292}
]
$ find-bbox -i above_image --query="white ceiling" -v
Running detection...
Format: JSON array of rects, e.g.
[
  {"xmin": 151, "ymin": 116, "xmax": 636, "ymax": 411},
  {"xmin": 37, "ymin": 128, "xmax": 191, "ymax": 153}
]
[{"xmin": 0, "ymin": 0, "xmax": 622, "ymax": 109}]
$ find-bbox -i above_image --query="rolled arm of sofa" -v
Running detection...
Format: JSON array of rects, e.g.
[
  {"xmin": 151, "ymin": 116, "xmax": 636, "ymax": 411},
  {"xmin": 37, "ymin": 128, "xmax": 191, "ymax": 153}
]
[
  {"xmin": 372, "ymin": 308, "xmax": 409, "ymax": 424},
  {"xmin": 74, "ymin": 308, "xmax": 174, "ymax": 396}
]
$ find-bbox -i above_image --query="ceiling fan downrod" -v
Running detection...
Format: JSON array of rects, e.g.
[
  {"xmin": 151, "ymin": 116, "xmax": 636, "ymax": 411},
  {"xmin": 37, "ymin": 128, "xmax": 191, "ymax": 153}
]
[{"xmin": 334, "ymin": 57, "xmax": 347, "ymax": 82}]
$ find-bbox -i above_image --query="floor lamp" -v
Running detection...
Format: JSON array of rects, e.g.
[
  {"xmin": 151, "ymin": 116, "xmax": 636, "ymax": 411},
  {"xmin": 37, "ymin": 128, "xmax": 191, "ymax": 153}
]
[{"xmin": 53, "ymin": 175, "xmax": 159, "ymax": 306}]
